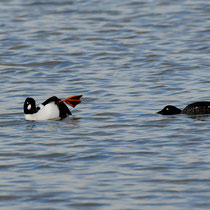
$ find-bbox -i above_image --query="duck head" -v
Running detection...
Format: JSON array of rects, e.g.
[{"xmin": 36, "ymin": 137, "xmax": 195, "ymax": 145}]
[
  {"xmin": 157, "ymin": 105, "xmax": 182, "ymax": 115},
  {"xmin": 23, "ymin": 97, "xmax": 37, "ymax": 114}
]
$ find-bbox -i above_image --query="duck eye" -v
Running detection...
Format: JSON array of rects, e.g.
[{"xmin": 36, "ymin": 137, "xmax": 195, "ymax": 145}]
[
  {"xmin": 166, "ymin": 107, "xmax": 169, "ymax": 111},
  {"xmin": 26, "ymin": 102, "xmax": 29, "ymax": 105}
]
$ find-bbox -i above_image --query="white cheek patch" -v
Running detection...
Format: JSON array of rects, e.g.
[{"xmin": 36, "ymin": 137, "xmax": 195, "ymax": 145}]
[
  {"xmin": 166, "ymin": 108, "xmax": 169, "ymax": 111},
  {"xmin": 27, "ymin": 104, "xmax": 32, "ymax": 110}
]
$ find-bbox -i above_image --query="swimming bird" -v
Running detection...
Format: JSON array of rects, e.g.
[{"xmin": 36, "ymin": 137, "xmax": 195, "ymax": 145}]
[
  {"xmin": 157, "ymin": 101, "xmax": 210, "ymax": 115},
  {"xmin": 24, "ymin": 95, "xmax": 82, "ymax": 120}
]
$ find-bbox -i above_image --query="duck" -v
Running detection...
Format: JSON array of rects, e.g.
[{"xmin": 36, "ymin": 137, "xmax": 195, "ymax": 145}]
[
  {"xmin": 157, "ymin": 101, "xmax": 210, "ymax": 115},
  {"xmin": 23, "ymin": 95, "xmax": 82, "ymax": 120}
]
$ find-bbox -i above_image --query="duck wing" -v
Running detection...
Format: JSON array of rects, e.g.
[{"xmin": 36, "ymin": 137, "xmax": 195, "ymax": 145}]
[{"xmin": 182, "ymin": 101, "xmax": 210, "ymax": 115}]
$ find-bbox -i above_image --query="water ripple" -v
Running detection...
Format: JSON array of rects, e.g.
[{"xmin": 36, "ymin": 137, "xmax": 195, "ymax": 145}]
[{"xmin": 0, "ymin": 0, "xmax": 210, "ymax": 209}]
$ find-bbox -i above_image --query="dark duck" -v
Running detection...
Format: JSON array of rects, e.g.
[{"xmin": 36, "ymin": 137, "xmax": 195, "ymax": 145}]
[
  {"xmin": 157, "ymin": 101, "xmax": 210, "ymax": 115},
  {"xmin": 24, "ymin": 95, "xmax": 82, "ymax": 120}
]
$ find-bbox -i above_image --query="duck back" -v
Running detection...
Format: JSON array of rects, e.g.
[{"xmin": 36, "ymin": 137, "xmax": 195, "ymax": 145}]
[{"xmin": 182, "ymin": 101, "xmax": 210, "ymax": 115}]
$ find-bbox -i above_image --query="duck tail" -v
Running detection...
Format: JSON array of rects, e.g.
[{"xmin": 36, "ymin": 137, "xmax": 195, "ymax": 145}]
[{"xmin": 59, "ymin": 95, "xmax": 83, "ymax": 108}]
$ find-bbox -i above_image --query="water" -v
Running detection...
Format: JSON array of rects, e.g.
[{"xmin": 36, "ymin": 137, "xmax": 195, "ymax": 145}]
[{"xmin": 0, "ymin": 0, "xmax": 210, "ymax": 209}]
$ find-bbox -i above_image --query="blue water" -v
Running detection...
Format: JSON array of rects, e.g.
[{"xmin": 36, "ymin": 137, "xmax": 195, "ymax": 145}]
[{"xmin": 0, "ymin": 0, "xmax": 210, "ymax": 209}]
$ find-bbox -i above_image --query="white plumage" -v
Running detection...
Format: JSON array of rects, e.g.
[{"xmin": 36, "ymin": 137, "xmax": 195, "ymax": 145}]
[
  {"xmin": 23, "ymin": 95, "xmax": 83, "ymax": 121},
  {"xmin": 25, "ymin": 102, "xmax": 60, "ymax": 121}
]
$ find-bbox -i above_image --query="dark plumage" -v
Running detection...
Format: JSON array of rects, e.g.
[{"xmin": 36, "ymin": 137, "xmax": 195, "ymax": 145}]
[
  {"xmin": 157, "ymin": 105, "xmax": 181, "ymax": 115},
  {"xmin": 157, "ymin": 101, "xmax": 210, "ymax": 115},
  {"xmin": 23, "ymin": 97, "xmax": 38, "ymax": 114},
  {"xmin": 42, "ymin": 96, "xmax": 71, "ymax": 119}
]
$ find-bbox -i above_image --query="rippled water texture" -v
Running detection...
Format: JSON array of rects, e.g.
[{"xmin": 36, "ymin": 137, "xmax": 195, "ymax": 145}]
[{"xmin": 0, "ymin": 0, "xmax": 210, "ymax": 209}]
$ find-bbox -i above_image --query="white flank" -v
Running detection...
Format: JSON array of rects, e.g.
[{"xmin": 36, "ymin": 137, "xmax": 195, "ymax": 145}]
[{"xmin": 25, "ymin": 102, "xmax": 60, "ymax": 121}]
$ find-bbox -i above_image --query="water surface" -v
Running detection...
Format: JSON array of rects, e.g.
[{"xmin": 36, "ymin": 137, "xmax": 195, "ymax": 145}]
[{"xmin": 0, "ymin": 0, "xmax": 210, "ymax": 209}]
